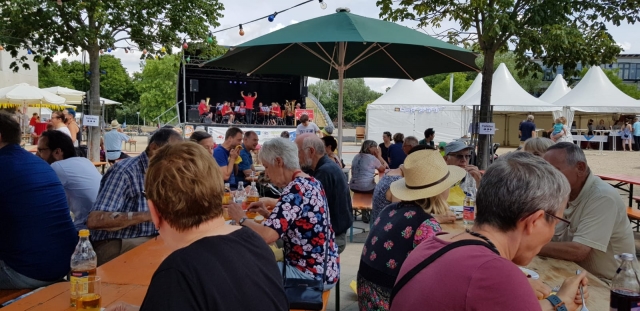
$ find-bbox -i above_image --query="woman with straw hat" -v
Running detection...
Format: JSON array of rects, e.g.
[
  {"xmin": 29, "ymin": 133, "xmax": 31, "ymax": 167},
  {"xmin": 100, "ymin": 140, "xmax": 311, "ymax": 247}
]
[{"xmin": 357, "ymin": 149, "xmax": 466, "ymax": 311}]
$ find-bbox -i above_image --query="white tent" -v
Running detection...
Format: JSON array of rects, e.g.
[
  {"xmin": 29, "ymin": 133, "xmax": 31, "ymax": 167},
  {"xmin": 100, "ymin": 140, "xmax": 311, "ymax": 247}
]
[
  {"xmin": 366, "ymin": 79, "xmax": 469, "ymax": 143},
  {"xmin": 454, "ymin": 73, "xmax": 482, "ymax": 105},
  {"xmin": 41, "ymin": 86, "xmax": 84, "ymax": 103},
  {"xmin": 0, "ymin": 83, "xmax": 66, "ymax": 107},
  {"xmin": 539, "ymin": 74, "xmax": 571, "ymax": 103}
]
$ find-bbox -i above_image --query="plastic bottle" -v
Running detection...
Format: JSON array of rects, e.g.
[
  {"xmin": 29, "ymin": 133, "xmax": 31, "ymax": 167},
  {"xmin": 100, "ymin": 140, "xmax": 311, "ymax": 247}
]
[
  {"xmin": 223, "ymin": 183, "xmax": 231, "ymax": 204},
  {"xmin": 462, "ymin": 174, "xmax": 477, "ymax": 228},
  {"xmin": 70, "ymin": 229, "xmax": 97, "ymax": 307},
  {"xmin": 246, "ymin": 182, "xmax": 260, "ymax": 217},
  {"xmin": 611, "ymin": 253, "xmax": 640, "ymax": 311},
  {"xmin": 235, "ymin": 182, "xmax": 246, "ymax": 204}
]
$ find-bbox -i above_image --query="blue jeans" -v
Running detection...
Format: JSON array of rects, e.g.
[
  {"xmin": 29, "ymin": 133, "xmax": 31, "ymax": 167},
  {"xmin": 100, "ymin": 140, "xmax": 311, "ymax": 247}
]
[
  {"xmin": 278, "ymin": 262, "xmax": 336, "ymax": 290},
  {"xmin": 0, "ymin": 260, "xmax": 56, "ymax": 289}
]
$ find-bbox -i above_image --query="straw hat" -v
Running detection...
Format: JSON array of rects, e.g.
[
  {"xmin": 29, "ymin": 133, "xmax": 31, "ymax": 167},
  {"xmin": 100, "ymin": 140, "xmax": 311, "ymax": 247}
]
[
  {"xmin": 390, "ymin": 149, "xmax": 466, "ymax": 201},
  {"xmin": 110, "ymin": 120, "xmax": 120, "ymax": 129}
]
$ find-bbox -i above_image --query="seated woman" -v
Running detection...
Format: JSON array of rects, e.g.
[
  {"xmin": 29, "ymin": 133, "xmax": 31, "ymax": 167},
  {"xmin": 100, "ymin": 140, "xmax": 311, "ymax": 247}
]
[
  {"xmin": 350, "ymin": 140, "xmax": 387, "ymax": 194},
  {"xmin": 104, "ymin": 142, "xmax": 288, "ymax": 311},
  {"xmin": 523, "ymin": 137, "xmax": 554, "ymax": 157},
  {"xmin": 596, "ymin": 119, "xmax": 607, "ymax": 130},
  {"xmin": 387, "ymin": 133, "xmax": 406, "ymax": 169},
  {"xmin": 269, "ymin": 102, "xmax": 282, "ymax": 125},
  {"xmin": 321, "ymin": 135, "xmax": 344, "ymax": 168},
  {"xmin": 358, "ymin": 149, "xmax": 465, "ymax": 310},
  {"xmin": 391, "ymin": 152, "xmax": 588, "ymax": 311},
  {"xmin": 228, "ymin": 138, "xmax": 339, "ymax": 289},
  {"xmin": 285, "ymin": 105, "xmax": 295, "ymax": 125},
  {"xmin": 189, "ymin": 130, "xmax": 215, "ymax": 155}
]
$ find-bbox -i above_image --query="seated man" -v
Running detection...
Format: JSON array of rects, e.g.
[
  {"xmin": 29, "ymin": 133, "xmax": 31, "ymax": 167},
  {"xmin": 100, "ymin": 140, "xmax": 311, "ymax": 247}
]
[
  {"xmin": 540, "ymin": 142, "xmax": 637, "ymax": 281},
  {"xmin": 443, "ymin": 141, "xmax": 483, "ymax": 206},
  {"xmin": 87, "ymin": 129, "xmax": 183, "ymax": 265},
  {"xmin": 104, "ymin": 120, "xmax": 130, "ymax": 164},
  {"xmin": 236, "ymin": 131, "xmax": 259, "ymax": 185},
  {"xmin": 214, "ymin": 127, "xmax": 243, "ymax": 189},
  {"xmin": 37, "ymin": 130, "xmax": 101, "ymax": 231},
  {"xmin": 0, "ymin": 112, "xmax": 77, "ymax": 289}
]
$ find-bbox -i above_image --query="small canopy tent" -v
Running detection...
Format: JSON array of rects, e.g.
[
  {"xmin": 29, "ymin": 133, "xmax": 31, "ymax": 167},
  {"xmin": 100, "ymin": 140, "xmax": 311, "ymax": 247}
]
[
  {"xmin": 366, "ymin": 79, "xmax": 469, "ymax": 143},
  {"xmin": 457, "ymin": 64, "xmax": 560, "ymax": 146},
  {"xmin": 539, "ymin": 74, "xmax": 571, "ymax": 103},
  {"xmin": 41, "ymin": 86, "xmax": 84, "ymax": 103}
]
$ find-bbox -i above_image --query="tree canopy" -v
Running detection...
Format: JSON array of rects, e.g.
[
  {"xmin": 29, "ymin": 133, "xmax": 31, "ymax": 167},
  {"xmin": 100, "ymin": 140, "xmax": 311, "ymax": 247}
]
[
  {"xmin": 135, "ymin": 55, "xmax": 181, "ymax": 124},
  {"xmin": 309, "ymin": 78, "xmax": 382, "ymax": 123}
]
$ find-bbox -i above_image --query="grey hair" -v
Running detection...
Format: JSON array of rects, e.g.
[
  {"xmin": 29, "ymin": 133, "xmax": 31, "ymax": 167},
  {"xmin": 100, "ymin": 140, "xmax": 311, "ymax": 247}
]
[
  {"xmin": 359, "ymin": 140, "xmax": 378, "ymax": 154},
  {"xmin": 404, "ymin": 136, "xmax": 419, "ymax": 147},
  {"xmin": 258, "ymin": 138, "xmax": 300, "ymax": 170},
  {"xmin": 546, "ymin": 142, "xmax": 587, "ymax": 167},
  {"xmin": 302, "ymin": 135, "xmax": 326, "ymax": 156},
  {"xmin": 527, "ymin": 115, "xmax": 534, "ymax": 121},
  {"xmin": 523, "ymin": 137, "xmax": 555, "ymax": 157},
  {"xmin": 475, "ymin": 152, "xmax": 570, "ymax": 232}
]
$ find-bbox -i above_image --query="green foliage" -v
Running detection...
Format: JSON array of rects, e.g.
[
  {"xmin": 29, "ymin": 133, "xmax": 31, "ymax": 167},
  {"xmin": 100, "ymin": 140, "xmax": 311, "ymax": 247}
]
[
  {"xmin": 579, "ymin": 68, "xmax": 640, "ymax": 99},
  {"xmin": 475, "ymin": 52, "xmax": 543, "ymax": 93},
  {"xmin": 135, "ymin": 55, "xmax": 181, "ymax": 123},
  {"xmin": 308, "ymin": 78, "xmax": 382, "ymax": 123},
  {"xmin": 38, "ymin": 61, "xmax": 75, "ymax": 89},
  {"xmin": 431, "ymin": 73, "xmax": 474, "ymax": 102}
]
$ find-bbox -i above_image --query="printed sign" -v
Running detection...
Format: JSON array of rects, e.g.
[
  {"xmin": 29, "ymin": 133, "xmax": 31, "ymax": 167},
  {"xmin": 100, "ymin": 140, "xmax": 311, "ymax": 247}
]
[
  {"xmin": 294, "ymin": 109, "xmax": 314, "ymax": 121},
  {"xmin": 83, "ymin": 115, "xmax": 100, "ymax": 127},
  {"xmin": 202, "ymin": 125, "xmax": 294, "ymax": 144},
  {"xmin": 478, "ymin": 123, "xmax": 496, "ymax": 135}
]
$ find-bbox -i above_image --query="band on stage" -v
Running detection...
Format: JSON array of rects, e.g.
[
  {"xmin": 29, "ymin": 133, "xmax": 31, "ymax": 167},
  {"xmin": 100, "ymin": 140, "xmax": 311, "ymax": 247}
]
[{"xmin": 197, "ymin": 92, "xmax": 301, "ymax": 126}]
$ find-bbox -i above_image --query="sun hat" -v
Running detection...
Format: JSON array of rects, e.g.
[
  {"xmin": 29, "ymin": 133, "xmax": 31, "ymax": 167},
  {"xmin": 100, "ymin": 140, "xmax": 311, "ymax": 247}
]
[
  {"xmin": 110, "ymin": 120, "xmax": 120, "ymax": 129},
  {"xmin": 321, "ymin": 125, "xmax": 334, "ymax": 136},
  {"xmin": 390, "ymin": 149, "xmax": 466, "ymax": 201},
  {"xmin": 444, "ymin": 141, "xmax": 473, "ymax": 156}
]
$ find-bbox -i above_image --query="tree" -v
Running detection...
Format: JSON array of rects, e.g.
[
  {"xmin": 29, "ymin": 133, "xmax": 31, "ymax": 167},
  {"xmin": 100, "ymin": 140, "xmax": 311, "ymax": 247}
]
[
  {"xmin": 135, "ymin": 55, "xmax": 181, "ymax": 124},
  {"xmin": 378, "ymin": 0, "xmax": 640, "ymax": 168},
  {"xmin": 0, "ymin": 0, "xmax": 224, "ymax": 161},
  {"xmin": 38, "ymin": 61, "xmax": 74, "ymax": 89},
  {"xmin": 432, "ymin": 73, "xmax": 473, "ymax": 102},
  {"xmin": 579, "ymin": 68, "xmax": 640, "ymax": 99},
  {"xmin": 308, "ymin": 78, "xmax": 382, "ymax": 123}
]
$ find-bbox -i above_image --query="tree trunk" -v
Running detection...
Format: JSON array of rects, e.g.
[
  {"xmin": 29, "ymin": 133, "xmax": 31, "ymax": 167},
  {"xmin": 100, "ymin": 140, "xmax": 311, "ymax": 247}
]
[
  {"xmin": 477, "ymin": 49, "xmax": 495, "ymax": 170},
  {"xmin": 88, "ymin": 47, "xmax": 101, "ymax": 162}
]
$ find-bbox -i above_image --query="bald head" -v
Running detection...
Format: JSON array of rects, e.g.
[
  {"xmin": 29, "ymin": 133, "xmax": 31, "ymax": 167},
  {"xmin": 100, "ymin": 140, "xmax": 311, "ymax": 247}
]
[{"xmin": 295, "ymin": 133, "xmax": 326, "ymax": 170}]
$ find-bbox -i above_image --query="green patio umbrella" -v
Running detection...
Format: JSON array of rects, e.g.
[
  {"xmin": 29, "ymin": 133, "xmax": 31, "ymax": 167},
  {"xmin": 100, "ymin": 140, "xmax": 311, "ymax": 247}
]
[{"xmin": 204, "ymin": 8, "xmax": 478, "ymax": 155}]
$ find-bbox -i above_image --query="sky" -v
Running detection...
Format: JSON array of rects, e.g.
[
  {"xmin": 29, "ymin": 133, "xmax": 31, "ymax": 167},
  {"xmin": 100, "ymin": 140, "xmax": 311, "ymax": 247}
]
[{"xmin": 55, "ymin": 0, "xmax": 640, "ymax": 93}]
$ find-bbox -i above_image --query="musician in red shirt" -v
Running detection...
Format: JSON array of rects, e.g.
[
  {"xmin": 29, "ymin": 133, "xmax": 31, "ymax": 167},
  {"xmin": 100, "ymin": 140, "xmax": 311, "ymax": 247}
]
[
  {"xmin": 241, "ymin": 91, "xmax": 257, "ymax": 124},
  {"xmin": 221, "ymin": 101, "xmax": 235, "ymax": 124},
  {"xmin": 270, "ymin": 102, "xmax": 281, "ymax": 126},
  {"xmin": 198, "ymin": 99, "xmax": 209, "ymax": 116}
]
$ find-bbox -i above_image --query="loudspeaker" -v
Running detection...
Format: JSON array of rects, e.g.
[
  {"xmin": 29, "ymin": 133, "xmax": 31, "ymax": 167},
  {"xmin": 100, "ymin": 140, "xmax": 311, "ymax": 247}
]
[
  {"xmin": 190, "ymin": 79, "xmax": 199, "ymax": 92},
  {"xmin": 187, "ymin": 109, "xmax": 200, "ymax": 123},
  {"xmin": 301, "ymin": 86, "xmax": 308, "ymax": 97}
]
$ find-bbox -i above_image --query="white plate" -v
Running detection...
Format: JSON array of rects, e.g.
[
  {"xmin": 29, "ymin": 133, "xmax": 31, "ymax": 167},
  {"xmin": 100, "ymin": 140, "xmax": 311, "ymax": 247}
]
[
  {"xmin": 519, "ymin": 267, "xmax": 540, "ymax": 280},
  {"xmin": 450, "ymin": 206, "xmax": 464, "ymax": 213}
]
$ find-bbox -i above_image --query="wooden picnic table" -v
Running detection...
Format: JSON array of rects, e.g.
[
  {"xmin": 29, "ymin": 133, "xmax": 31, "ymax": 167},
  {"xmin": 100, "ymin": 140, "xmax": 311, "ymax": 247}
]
[
  {"xmin": 597, "ymin": 173, "xmax": 640, "ymax": 207},
  {"xmin": 92, "ymin": 161, "xmax": 108, "ymax": 174},
  {"xmin": 440, "ymin": 222, "xmax": 609, "ymax": 311},
  {"xmin": 97, "ymin": 237, "xmax": 170, "ymax": 286}
]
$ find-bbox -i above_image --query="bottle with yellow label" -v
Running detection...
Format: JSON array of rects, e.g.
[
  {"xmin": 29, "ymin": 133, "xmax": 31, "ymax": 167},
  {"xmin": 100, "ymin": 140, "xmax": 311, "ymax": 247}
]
[
  {"xmin": 222, "ymin": 183, "xmax": 231, "ymax": 204},
  {"xmin": 70, "ymin": 229, "xmax": 97, "ymax": 307}
]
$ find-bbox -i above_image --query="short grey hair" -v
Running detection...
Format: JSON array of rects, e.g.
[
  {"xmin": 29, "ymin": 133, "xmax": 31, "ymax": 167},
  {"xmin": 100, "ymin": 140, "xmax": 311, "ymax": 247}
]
[
  {"xmin": 404, "ymin": 136, "xmax": 419, "ymax": 147},
  {"xmin": 546, "ymin": 142, "xmax": 587, "ymax": 167},
  {"xmin": 527, "ymin": 115, "xmax": 534, "ymax": 121},
  {"xmin": 302, "ymin": 135, "xmax": 326, "ymax": 156},
  {"xmin": 523, "ymin": 137, "xmax": 555, "ymax": 156},
  {"xmin": 258, "ymin": 138, "xmax": 300, "ymax": 170},
  {"xmin": 475, "ymin": 152, "xmax": 570, "ymax": 232}
]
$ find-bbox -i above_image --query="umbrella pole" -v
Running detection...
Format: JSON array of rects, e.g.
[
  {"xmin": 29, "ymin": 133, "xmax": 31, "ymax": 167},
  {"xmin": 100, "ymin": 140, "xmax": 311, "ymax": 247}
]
[{"xmin": 337, "ymin": 42, "xmax": 346, "ymax": 158}]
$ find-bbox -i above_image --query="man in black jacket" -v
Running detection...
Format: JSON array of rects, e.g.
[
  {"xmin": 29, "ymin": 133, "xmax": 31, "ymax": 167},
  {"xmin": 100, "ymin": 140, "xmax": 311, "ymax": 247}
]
[{"xmin": 295, "ymin": 134, "xmax": 353, "ymax": 253}]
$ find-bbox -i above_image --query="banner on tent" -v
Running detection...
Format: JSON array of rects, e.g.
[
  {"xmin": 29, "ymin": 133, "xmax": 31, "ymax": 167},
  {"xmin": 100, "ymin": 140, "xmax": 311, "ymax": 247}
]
[{"xmin": 397, "ymin": 106, "xmax": 445, "ymax": 114}]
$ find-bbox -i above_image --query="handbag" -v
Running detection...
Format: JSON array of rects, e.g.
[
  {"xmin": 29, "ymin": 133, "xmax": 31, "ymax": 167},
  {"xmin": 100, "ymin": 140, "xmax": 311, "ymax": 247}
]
[{"xmin": 282, "ymin": 200, "xmax": 331, "ymax": 310}]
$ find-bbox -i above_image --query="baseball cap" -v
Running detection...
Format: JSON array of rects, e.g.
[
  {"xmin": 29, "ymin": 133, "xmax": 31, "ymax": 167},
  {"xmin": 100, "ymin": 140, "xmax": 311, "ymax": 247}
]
[{"xmin": 444, "ymin": 141, "xmax": 473, "ymax": 156}]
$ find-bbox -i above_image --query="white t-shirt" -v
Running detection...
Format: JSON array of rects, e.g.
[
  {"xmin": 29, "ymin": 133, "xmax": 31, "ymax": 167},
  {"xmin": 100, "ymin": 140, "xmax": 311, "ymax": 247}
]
[
  {"xmin": 51, "ymin": 157, "xmax": 102, "ymax": 231},
  {"xmin": 56, "ymin": 126, "xmax": 72, "ymax": 138},
  {"xmin": 296, "ymin": 122, "xmax": 320, "ymax": 135}
]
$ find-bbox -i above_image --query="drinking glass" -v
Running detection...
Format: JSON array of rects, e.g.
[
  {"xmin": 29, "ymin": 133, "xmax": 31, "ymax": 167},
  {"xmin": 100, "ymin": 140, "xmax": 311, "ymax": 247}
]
[{"xmin": 75, "ymin": 276, "xmax": 101, "ymax": 311}]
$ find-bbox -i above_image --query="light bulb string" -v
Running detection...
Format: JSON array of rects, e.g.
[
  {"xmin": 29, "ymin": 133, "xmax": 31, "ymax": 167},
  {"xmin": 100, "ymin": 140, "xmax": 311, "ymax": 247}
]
[{"xmin": 210, "ymin": 0, "xmax": 315, "ymax": 34}]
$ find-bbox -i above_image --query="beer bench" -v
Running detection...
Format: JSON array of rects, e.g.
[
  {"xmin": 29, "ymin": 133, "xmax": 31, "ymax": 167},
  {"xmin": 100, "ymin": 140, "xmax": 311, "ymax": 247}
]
[
  {"xmin": 634, "ymin": 195, "xmax": 640, "ymax": 208},
  {"xmin": 0, "ymin": 289, "xmax": 30, "ymax": 307},
  {"xmin": 627, "ymin": 207, "xmax": 640, "ymax": 232},
  {"xmin": 350, "ymin": 192, "xmax": 373, "ymax": 242}
]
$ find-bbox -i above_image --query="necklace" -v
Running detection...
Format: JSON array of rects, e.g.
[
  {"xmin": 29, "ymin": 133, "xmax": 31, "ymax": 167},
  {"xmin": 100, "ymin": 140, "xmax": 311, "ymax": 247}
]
[{"xmin": 465, "ymin": 229, "xmax": 500, "ymax": 255}]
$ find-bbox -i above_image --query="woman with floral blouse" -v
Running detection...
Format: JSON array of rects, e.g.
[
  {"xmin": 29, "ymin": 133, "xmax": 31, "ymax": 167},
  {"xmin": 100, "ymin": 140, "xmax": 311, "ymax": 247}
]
[{"xmin": 357, "ymin": 149, "xmax": 466, "ymax": 310}]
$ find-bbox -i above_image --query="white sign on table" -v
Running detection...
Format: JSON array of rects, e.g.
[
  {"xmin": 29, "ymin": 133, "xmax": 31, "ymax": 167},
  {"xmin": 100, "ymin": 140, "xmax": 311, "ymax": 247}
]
[
  {"xmin": 478, "ymin": 123, "xmax": 496, "ymax": 135},
  {"xmin": 83, "ymin": 115, "xmax": 100, "ymax": 127}
]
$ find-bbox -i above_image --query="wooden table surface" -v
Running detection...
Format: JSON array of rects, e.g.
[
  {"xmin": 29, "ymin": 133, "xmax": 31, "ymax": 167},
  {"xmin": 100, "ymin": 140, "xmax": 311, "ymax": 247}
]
[
  {"xmin": 597, "ymin": 173, "xmax": 640, "ymax": 185},
  {"xmin": 97, "ymin": 237, "xmax": 170, "ymax": 286},
  {"xmin": 441, "ymin": 222, "xmax": 609, "ymax": 311}
]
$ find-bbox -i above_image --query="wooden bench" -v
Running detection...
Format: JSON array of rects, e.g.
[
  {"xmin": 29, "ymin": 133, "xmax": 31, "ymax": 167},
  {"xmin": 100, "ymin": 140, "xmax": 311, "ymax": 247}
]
[
  {"xmin": 93, "ymin": 161, "xmax": 109, "ymax": 174},
  {"xmin": 627, "ymin": 207, "xmax": 640, "ymax": 232},
  {"xmin": 350, "ymin": 192, "xmax": 373, "ymax": 242},
  {"xmin": 290, "ymin": 290, "xmax": 330, "ymax": 311},
  {"xmin": 634, "ymin": 196, "xmax": 640, "ymax": 208},
  {"xmin": 125, "ymin": 140, "xmax": 137, "ymax": 152},
  {"xmin": 0, "ymin": 289, "xmax": 31, "ymax": 306}
]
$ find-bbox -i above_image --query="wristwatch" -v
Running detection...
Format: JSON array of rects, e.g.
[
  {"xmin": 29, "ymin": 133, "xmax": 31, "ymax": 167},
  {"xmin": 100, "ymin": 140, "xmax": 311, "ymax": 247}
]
[
  {"xmin": 238, "ymin": 217, "xmax": 249, "ymax": 226},
  {"xmin": 546, "ymin": 295, "xmax": 567, "ymax": 311}
]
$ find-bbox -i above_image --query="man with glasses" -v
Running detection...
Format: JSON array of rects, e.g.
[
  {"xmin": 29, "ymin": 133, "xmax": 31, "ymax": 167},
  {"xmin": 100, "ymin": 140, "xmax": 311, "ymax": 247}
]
[
  {"xmin": 540, "ymin": 142, "xmax": 636, "ymax": 281},
  {"xmin": 443, "ymin": 141, "xmax": 483, "ymax": 206}
]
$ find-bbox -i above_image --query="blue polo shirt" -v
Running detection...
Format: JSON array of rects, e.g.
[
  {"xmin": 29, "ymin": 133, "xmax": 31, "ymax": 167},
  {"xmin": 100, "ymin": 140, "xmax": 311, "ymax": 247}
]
[
  {"xmin": 519, "ymin": 121, "xmax": 536, "ymax": 142},
  {"xmin": 388, "ymin": 143, "xmax": 406, "ymax": 169},
  {"xmin": 236, "ymin": 144, "xmax": 253, "ymax": 185},
  {"xmin": 0, "ymin": 144, "xmax": 77, "ymax": 281},
  {"xmin": 214, "ymin": 145, "xmax": 236, "ymax": 187}
]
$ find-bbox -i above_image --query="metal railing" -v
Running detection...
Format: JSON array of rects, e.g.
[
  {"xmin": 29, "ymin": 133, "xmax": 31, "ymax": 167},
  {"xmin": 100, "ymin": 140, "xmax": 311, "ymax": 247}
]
[
  {"xmin": 307, "ymin": 93, "xmax": 334, "ymax": 127},
  {"xmin": 153, "ymin": 102, "xmax": 181, "ymax": 127}
]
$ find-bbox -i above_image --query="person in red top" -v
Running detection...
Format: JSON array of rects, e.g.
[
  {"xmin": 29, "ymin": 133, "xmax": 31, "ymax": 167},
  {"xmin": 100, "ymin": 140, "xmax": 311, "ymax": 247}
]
[
  {"xmin": 270, "ymin": 102, "xmax": 281, "ymax": 126},
  {"xmin": 29, "ymin": 113, "xmax": 38, "ymax": 127},
  {"xmin": 197, "ymin": 99, "xmax": 209, "ymax": 116},
  {"xmin": 221, "ymin": 101, "xmax": 235, "ymax": 124},
  {"xmin": 241, "ymin": 91, "xmax": 257, "ymax": 124}
]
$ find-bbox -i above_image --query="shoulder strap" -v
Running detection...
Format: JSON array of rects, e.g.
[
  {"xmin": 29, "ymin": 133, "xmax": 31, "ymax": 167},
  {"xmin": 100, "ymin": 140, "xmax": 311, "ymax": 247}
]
[{"xmin": 389, "ymin": 240, "xmax": 498, "ymax": 306}]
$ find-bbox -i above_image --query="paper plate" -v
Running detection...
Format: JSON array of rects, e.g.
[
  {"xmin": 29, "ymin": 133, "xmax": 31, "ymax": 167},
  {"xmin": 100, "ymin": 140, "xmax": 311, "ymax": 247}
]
[{"xmin": 519, "ymin": 267, "xmax": 540, "ymax": 279}]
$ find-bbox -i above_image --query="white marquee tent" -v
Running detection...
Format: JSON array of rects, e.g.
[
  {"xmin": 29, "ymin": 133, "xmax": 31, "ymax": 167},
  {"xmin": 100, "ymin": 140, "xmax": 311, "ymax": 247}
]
[
  {"xmin": 366, "ymin": 79, "xmax": 469, "ymax": 143},
  {"xmin": 539, "ymin": 74, "xmax": 571, "ymax": 103}
]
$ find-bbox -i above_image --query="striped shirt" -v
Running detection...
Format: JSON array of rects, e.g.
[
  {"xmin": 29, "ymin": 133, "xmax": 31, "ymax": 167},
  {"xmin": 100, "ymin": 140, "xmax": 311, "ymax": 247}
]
[{"xmin": 90, "ymin": 151, "xmax": 156, "ymax": 241}]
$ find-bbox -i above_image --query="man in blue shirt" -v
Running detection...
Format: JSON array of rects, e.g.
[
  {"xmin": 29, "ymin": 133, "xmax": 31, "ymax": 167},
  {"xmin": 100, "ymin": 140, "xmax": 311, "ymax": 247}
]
[
  {"xmin": 519, "ymin": 115, "xmax": 537, "ymax": 146},
  {"xmin": 0, "ymin": 112, "xmax": 77, "ymax": 289},
  {"xmin": 633, "ymin": 117, "xmax": 640, "ymax": 151},
  {"xmin": 237, "ymin": 131, "xmax": 259, "ymax": 185},
  {"xmin": 214, "ymin": 127, "xmax": 243, "ymax": 188},
  {"xmin": 104, "ymin": 120, "xmax": 130, "ymax": 163},
  {"xmin": 87, "ymin": 128, "xmax": 182, "ymax": 265}
]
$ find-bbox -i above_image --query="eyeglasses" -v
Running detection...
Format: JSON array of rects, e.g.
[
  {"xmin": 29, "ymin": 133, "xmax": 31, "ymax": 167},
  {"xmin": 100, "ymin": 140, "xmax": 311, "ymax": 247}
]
[
  {"xmin": 450, "ymin": 154, "xmax": 471, "ymax": 160},
  {"xmin": 545, "ymin": 211, "xmax": 571, "ymax": 225}
]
